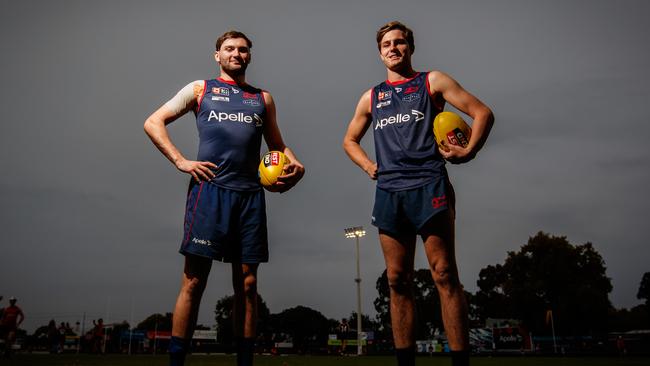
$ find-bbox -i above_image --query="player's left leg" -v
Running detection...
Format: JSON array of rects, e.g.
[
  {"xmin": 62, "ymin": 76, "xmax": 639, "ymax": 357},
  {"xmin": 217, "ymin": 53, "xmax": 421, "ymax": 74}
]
[
  {"xmin": 421, "ymin": 210, "xmax": 470, "ymax": 365},
  {"xmin": 232, "ymin": 263, "xmax": 259, "ymax": 366}
]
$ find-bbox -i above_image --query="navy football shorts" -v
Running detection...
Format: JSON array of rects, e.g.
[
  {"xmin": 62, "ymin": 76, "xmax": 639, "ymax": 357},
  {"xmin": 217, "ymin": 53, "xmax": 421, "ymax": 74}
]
[
  {"xmin": 371, "ymin": 176, "xmax": 455, "ymax": 234},
  {"xmin": 180, "ymin": 181, "xmax": 268, "ymax": 263}
]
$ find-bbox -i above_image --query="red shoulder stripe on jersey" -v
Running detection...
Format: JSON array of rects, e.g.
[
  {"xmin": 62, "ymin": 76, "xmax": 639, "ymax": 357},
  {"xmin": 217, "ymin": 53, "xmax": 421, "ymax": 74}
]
[
  {"xmin": 426, "ymin": 72, "xmax": 445, "ymax": 111},
  {"xmin": 425, "ymin": 71, "xmax": 434, "ymax": 97},
  {"xmin": 196, "ymin": 80, "xmax": 207, "ymax": 114},
  {"xmin": 369, "ymin": 88, "xmax": 374, "ymax": 114},
  {"xmin": 385, "ymin": 72, "xmax": 420, "ymax": 86},
  {"xmin": 260, "ymin": 90, "xmax": 267, "ymax": 109}
]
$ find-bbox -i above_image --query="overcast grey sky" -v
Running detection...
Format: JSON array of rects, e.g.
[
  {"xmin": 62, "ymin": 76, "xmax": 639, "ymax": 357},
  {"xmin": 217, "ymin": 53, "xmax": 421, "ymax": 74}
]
[{"xmin": 1, "ymin": 0, "xmax": 649, "ymax": 333}]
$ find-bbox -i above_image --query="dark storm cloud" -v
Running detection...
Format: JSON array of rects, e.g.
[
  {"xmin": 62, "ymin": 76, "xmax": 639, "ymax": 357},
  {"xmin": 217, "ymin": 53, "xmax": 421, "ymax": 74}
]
[{"xmin": 1, "ymin": 0, "xmax": 649, "ymax": 332}]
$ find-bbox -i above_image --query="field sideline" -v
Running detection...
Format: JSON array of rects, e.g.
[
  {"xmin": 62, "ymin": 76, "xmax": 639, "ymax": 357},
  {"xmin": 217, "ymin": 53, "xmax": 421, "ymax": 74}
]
[{"xmin": 4, "ymin": 354, "xmax": 650, "ymax": 366}]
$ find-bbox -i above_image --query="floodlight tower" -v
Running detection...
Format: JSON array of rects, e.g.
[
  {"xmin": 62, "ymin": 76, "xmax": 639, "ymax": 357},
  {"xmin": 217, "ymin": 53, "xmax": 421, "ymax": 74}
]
[{"xmin": 344, "ymin": 226, "xmax": 366, "ymax": 356}]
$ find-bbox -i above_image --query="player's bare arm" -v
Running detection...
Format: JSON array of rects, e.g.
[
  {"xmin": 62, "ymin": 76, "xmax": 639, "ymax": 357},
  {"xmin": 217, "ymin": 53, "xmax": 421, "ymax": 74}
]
[
  {"xmin": 261, "ymin": 91, "xmax": 305, "ymax": 192},
  {"xmin": 342, "ymin": 89, "xmax": 377, "ymax": 179},
  {"xmin": 428, "ymin": 71, "xmax": 494, "ymax": 164},
  {"xmin": 144, "ymin": 82, "xmax": 218, "ymax": 182}
]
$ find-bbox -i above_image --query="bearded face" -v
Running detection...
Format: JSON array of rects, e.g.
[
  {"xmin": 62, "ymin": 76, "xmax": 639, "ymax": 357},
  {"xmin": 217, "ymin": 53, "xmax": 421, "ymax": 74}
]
[{"xmin": 216, "ymin": 37, "xmax": 251, "ymax": 75}]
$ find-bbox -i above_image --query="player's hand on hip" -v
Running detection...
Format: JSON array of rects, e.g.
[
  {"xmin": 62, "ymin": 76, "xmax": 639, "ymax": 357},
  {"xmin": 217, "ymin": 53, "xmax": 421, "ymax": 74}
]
[
  {"xmin": 275, "ymin": 161, "xmax": 305, "ymax": 192},
  {"xmin": 175, "ymin": 159, "xmax": 219, "ymax": 182},
  {"xmin": 438, "ymin": 144, "xmax": 475, "ymax": 164},
  {"xmin": 364, "ymin": 162, "xmax": 378, "ymax": 180}
]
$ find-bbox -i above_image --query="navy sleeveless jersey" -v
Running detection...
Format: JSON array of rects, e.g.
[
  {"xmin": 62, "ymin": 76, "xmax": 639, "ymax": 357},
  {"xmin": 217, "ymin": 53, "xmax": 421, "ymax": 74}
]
[
  {"xmin": 371, "ymin": 72, "xmax": 447, "ymax": 191},
  {"xmin": 195, "ymin": 78, "xmax": 266, "ymax": 191}
]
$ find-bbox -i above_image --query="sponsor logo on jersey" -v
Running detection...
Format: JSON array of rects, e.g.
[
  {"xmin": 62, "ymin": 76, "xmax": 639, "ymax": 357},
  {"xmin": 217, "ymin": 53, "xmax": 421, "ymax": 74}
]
[
  {"xmin": 432, "ymin": 195, "xmax": 447, "ymax": 209},
  {"xmin": 207, "ymin": 111, "xmax": 263, "ymax": 127},
  {"xmin": 405, "ymin": 86, "xmax": 419, "ymax": 94},
  {"xmin": 401, "ymin": 93, "xmax": 421, "ymax": 103},
  {"xmin": 211, "ymin": 96, "xmax": 230, "ymax": 102},
  {"xmin": 375, "ymin": 110, "xmax": 424, "ymax": 130},
  {"xmin": 212, "ymin": 87, "xmax": 230, "ymax": 96},
  {"xmin": 395, "ymin": 87, "xmax": 402, "ymax": 93},
  {"xmin": 376, "ymin": 100, "xmax": 391, "ymax": 109},
  {"xmin": 231, "ymin": 87, "xmax": 240, "ymax": 94},
  {"xmin": 243, "ymin": 99, "xmax": 261, "ymax": 106},
  {"xmin": 242, "ymin": 92, "xmax": 261, "ymax": 106},
  {"xmin": 378, "ymin": 90, "xmax": 392, "ymax": 101}
]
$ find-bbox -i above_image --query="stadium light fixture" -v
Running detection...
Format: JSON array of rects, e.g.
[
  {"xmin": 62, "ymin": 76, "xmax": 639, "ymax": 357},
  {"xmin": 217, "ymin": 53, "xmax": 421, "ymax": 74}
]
[{"xmin": 344, "ymin": 226, "xmax": 365, "ymax": 356}]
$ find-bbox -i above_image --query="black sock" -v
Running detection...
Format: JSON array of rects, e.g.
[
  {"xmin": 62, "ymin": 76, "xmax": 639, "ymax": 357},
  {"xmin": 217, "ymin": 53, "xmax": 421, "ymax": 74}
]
[
  {"xmin": 451, "ymin": 350, "xmax": 470, "ymax": 366},
  {"xmin": 236, "ymin": 337, "xmax": 255, "ymax": 366},
  {"xmin": 169, "ymin": 336, "xmax": 189, "ymax": 366},
  {"xmin": 395, "ymin": 346, "xmax": 415, "ymax": 366}
]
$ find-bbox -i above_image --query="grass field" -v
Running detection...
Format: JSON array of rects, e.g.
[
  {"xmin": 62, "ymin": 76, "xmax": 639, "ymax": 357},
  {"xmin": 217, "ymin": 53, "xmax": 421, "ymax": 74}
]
[{"xmin": 3, "ymin": 354, "xmax": 650, "ymax": 366}]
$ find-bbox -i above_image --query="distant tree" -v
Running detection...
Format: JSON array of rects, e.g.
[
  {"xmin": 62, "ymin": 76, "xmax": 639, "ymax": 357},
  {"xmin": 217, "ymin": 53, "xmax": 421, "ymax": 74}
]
[
  {"xmin": 346, "ymin": 311, "xmax": 381, "ymax": 334},
  {"xmin": 268, "ymin": 306, "xmax": 331, "ymax": 353},
  {"xmin": 137, "ymin": 312, "xmax": 172, "ymax": 331},
  {"xmin": 214, "ymin": 294, "xmax": 270, "ymax": 346},
  {"xmin": 608, "ymin": 305, "xmax": 650, "ymax": 331},
  {"xmin": 473, "ymin": 263, "xmax": 512, "ymax": 321},
  {"xmin": 637, "ymin": 272, "xmax": 650, "ymax": 307},
  {"xmin": 474, "ymin": 232, "xmax": 612, "ymax": 336},
  {"xmin": 29, "ymin": 324, "xmax": 50, "ymax": 350}
]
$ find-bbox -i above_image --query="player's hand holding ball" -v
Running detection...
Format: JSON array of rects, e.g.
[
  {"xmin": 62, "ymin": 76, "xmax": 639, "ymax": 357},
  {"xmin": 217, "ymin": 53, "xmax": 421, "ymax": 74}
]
[
  {"xmin": 259, "ymin": 151, "xmax": 304, "ymax": 192},
  {"xmin": 433, "ymin": 111, "xmax": 474, "ymax": 164}
]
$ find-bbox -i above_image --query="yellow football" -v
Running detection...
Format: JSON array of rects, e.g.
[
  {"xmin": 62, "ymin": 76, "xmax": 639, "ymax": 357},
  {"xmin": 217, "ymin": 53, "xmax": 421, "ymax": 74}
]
[
  {"xmin": 259, "ymin": 151, "xmax": 290, "ymax": 191},
  {"xmin": 433, "ymin": 111, "xmax": 471, "ymax": 151}
]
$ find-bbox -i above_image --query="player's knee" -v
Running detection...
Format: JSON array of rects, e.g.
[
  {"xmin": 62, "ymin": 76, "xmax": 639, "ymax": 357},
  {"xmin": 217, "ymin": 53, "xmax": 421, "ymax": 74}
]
[
  {"xmin": 387, "ymin": 270, "xmax": 413, "ymax": 295},
  {"xmin": 182, "ymin": 276, "xmax": 207, "ymax": 298},
  {"xmin": 243, "ymin": 273, "xmax": 258, "ymax": 296},
  {"xmin": 432, "ymin": 264, "xmax": 460, "ymax": 293}
]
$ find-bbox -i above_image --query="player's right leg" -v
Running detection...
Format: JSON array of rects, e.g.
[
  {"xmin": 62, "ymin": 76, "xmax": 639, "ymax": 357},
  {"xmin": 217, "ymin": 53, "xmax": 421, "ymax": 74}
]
[
  {"xmin": 379, "ymin": 229, "xmax": 417, "ymax": 366},
  {"xmin": 421, "ymin": 210, "xmax": 470, "ymax": 366},
  {"xmin": 232, "ymin": 263, "xmax": 259, "ymax": 366},
  {"xmin": 170, "ymin": 254, "xmax": 212, "ymax": 366}
]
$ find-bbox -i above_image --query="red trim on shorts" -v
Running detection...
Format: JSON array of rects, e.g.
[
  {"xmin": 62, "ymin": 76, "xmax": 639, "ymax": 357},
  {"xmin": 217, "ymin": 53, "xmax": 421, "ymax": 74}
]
[
  {"xmin": 183, "ymin": 182, "xmax": 204, "ymax": 246},
  {"xmin": 385, "ymin": 72, "xmax": 420, "ymax": 86},
  {"xmin": 196, "ymin": 80, "xmax": 207, "ymax": 114}
]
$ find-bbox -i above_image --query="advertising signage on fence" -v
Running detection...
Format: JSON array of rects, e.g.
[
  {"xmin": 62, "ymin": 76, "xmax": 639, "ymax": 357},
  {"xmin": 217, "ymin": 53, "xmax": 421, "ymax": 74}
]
[
  {"xmin": 145, "ymin": 330, "xmax": 215, "ymax": 341},
  {"xmin": 192, "ymin": 330, "xmax": 217, "ymax": 340},
  {"xmin": 492, "ymin": 327, "xmax": 530, "ymax": 350},
  {"xmin": 326, "ymin": 339, "xmax": 368, "ymax": 346},
  {"xmin": 120, "ymin": 330, "xmax": 147, "ymax": 341},
  {"xmin": 147, "ymin": 330, "xmax": 172, "ymax": 340}
]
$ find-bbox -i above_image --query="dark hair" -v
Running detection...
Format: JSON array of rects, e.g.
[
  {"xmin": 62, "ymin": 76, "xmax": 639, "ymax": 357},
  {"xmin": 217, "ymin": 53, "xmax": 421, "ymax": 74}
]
[
  {"xmin": 216, "ymin": 30, "xmax": 252, "ymax": 51},
  {"xmin": 376, "ymin": 21, "xmax": 414, "ymax": 54}
]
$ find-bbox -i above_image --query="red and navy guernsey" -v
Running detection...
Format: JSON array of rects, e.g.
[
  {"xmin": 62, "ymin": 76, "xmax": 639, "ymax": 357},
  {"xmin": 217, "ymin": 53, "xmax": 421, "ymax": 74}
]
[
  {"xmin": 195, "ymin": 78, "xmax": 266, "ymax": 191},
  {"xmin": 371, "ymin": 72, "xmax": 447, "ymax": 191}
]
